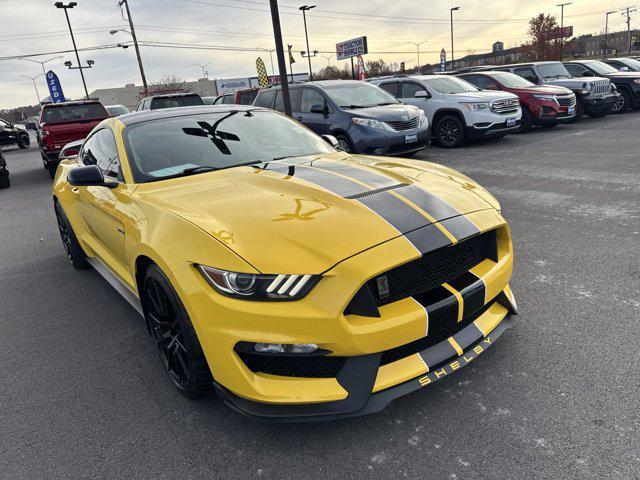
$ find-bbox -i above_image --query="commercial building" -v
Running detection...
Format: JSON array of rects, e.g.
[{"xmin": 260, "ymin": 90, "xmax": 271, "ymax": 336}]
[{"xmin": 571, "ymin": 29, "xmax": 640, "ymax": 57}]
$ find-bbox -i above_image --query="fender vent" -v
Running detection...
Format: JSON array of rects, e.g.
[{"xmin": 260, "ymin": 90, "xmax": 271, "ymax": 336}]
[{"xmin": 345, "ymin": 183, "xmax": 408, "ymax": 200}]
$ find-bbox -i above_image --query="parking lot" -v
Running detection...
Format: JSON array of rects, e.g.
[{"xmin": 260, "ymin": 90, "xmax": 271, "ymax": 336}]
[{"xmin": 1, "ymin": 115, "xmax": 639, "ymax": 479}]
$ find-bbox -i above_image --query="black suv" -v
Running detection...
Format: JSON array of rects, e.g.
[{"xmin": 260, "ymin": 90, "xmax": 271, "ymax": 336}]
[
  {"xmin": 564, "ymin": 60, "xmax": 640, "ymax": 112},
  {"xmin": 0, "ymin": 117, "xmax": 30, "ymax": 150},
  {"xmin": 136, "ymin": 93, "xmax": 204, "ymax": 111},
  {"xmin": 253, "ymin": 80, "xmax": 429, "ymax": 156},
  {"xmin": 0, "ymin": 147, "xmax": 9, "ymax": 189}
]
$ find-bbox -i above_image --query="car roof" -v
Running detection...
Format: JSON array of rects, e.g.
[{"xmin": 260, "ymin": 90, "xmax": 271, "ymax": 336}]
[
  {"xmin": 42, "ymin": 100, "xmax": 103, "ymax": 108},
  {"xmin": 140, "ymin": 92, "xmax": 202, "ymax": 100},
  {"xmin": 118, "ymin": 104, "xmax": 262, "ymax": 126}
]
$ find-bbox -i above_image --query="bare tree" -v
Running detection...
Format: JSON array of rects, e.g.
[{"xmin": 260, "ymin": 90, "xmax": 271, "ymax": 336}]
[{"xmin": 148, "ymin": 74, "xmax": 186, "ymax": 95}]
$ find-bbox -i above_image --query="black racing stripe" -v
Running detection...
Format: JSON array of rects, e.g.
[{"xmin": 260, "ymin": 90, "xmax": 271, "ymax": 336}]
[
  {"xmin": 452, "ymin": 322, "xmax": 484, "ymax": 351},
  {"xmin": 394, "ymin": 184, "xmax": 461, "ymax": 222},
  {"xmin": 449, "ymin": 272, "xmax": 486, "ymax": 319},
  {"xmin": 257, "ymin": 163, "xmax": 369, "ymax": 197},
  {"xmin": 358, "ymin": 192, "xmax": 428, "ymax": 234},
  {"xmin": 438, "ymin": 216, "xmax": 481, "ymax": 241},
  {"xmin": 312, "ymin": 161, "xmax": 398, "ymax": 189},
  {"xmin": 404, "ymin": 224, "xmax": 452, "ymax": 256},
  {"xmin": 418, "ymin": 340, "xmax": 457, "ymax": 369},
  {"xmin": 414, "ymin": 286, "xmax": 458, "ymax": 330}
]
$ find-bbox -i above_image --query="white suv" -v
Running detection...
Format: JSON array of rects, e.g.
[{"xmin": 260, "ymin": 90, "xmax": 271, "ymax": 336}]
[{"xmin": 370, "ymin": 75, "xmax": 522, "ymax": 148}]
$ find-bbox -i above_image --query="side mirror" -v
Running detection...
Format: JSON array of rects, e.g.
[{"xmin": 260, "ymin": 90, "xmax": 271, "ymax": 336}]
[
  {"xmin": 414, "ymin": 90, "xmax": 430, "ymax": 99},
  {"xmin": 310, "ymin": 104, "xmax": 327, "ymax": 114},
  {"xmin": 321, "ymin": 134, "xmax": 339, "ymax": 149},
  {"xmin": 67, "ymin": 165, "xmax": 117, "ymax": 188}
]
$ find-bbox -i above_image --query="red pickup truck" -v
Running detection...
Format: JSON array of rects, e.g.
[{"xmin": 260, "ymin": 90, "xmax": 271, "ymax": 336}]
[{"xmin": 38, "ymin": 100, "xmax": 109, "ymax": 178}]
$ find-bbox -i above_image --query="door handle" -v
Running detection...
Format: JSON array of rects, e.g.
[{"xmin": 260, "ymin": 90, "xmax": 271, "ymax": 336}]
[{"xmin": 71, "ymin": 187, "xmax": 79, "ymax": 194}]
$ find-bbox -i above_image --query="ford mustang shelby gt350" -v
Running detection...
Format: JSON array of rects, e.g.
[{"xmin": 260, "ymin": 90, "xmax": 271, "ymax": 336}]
[{"xmin": 52, "ymin": 105, "xmax": 517, "ymax": 420}]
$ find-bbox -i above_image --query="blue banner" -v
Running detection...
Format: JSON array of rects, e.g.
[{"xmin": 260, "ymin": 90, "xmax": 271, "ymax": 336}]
[{"xmin": 45, "ymin": 70, "xmax": 66, "ymax": 103}]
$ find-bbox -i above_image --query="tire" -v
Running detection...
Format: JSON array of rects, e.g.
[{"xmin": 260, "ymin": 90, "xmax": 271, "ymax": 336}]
[
  {"xmin": 517, "ymin": 106, "xmax": 533, "ymax": 133},
  {"xmin": 435, "ymin": 115, "xmax": 465, "ymax": 148},
  {"xmin": 17, "ymin": 132, "xmax": 30, "ymax": 149},
  {"xmin": 334, "ymin": 134, "xmax": 352, "ymax": 153},
  {"xmin": 54, "ymin": 202, "xmax": 90, "ymax": 270},
  {"xmin": 48, "ymin": 163, "xmax": 58, "ymax": 179},
  {"xmin": 141, "ymin": 264, "xmax": 212, "ymax": 399},
  {"xmin": 566, "ymin": 99, "xmax": 584, "ymax": 123},
  {"xmin": 613, "ymin": 90, "xmax": 631, "ymax": 113},
  {"xmin": 0, "ymin": 173, "xmax": 9, "ymax": 189}
]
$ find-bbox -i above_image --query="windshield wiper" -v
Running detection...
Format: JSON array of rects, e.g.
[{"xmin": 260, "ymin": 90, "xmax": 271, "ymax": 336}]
[
  {"xmin": 377, "ymin": 102, "xmax": 397, "ymax": 106},
  {"xmin": 180, "ymin": 160, "xmax": 264, "ymax": 176},
  {"xmin": 340, "ymin": 104, "xmax": 367, "ymax": 109}
]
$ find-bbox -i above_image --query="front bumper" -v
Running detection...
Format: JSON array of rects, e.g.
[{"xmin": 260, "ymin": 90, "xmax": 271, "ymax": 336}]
[
  {"xmin": 465, "ymin": 119, "xmax": 521, "ymax": 140},
  {"xmin": 580, "ymin": 92, "xmax": 618, "ymax": 115},
  {"xmin": 215, "ymin": 302, "xmax": 514, "ymax": 421},
  {"xmin": 348, "ymin": 124, "xmax": 430, "ymax": 156}
]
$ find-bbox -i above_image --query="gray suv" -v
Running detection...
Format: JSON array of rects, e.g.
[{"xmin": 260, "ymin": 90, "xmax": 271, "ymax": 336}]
[{"xmin": 253, "ymin": 80, "xmax": 429, "ymax": 156}]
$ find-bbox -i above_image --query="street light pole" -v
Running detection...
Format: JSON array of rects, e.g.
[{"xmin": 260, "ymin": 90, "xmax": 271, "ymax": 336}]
[
  {"xmin": 407, "ymin": 41, "xmax": 427, "ymax": 74},
  {"xmin": 299, "ymin": 5, "xmax": 316, "ymax": 81},
  {"xmin": 194, "ymin": 62, "xmax": 211, "ymax": 78},
  {"xmin": 115, "ymin": 0, "xmax": 149, "ymax": 97},
  {"xmin": 269, "ymin": 0, "xmax": 292, "ymax": 117},
  {"xmin": 21, "ymin": 74, "xmax": 43, "ymax": 106},
  {"xmin": 556, "ymin": 3, "xmax": 572, "ymax": 60},
  {"xmin": 605, "ymin": 10, "xmax": 616, "ymax": 56},
  {"xmin": 19, "ymin": 56, "xmax": 63, "ymax": 77},
  {"xmin": 54, "ymin": 2, "xmax": 90, "ymax": 99},
  {"xmin": 450, "ymin": 7, "xmax": 460, "ymax": 71},
  {"xmin": 322, "ymin": 55, "xmax": 332, "ymax": 67}
]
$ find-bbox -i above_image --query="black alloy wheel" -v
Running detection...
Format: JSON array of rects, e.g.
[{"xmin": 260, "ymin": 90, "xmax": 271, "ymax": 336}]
[
  {"xmin": 17, "ymin": 132, "xmax": 30, "ymax": 149},
  {"xmin": 54, "ymin": 202, "xmax": 89, "ymax": 269},
  {"xmin": 143, "ymin": 265, "xmax": 212, "ymax": 399},
  {"xmin": 612, "ymin": 90, "xmax": 631, "ymax": 113},
  {"xmin": 436, "ymin": 116, "xmax": 465, "ymax": 148}
]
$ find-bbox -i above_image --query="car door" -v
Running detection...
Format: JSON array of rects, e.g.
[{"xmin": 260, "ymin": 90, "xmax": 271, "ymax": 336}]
[
  {"xmin": 296, "ymin": 88, "xmax": 331, "ymax": 135},
  {"xmin": 76, "ymin": 128, "xmax": 129, "ymax": 278},
  {"xmin": 398, "ymin": 81, "xmax": 427, "ymax": 108}
]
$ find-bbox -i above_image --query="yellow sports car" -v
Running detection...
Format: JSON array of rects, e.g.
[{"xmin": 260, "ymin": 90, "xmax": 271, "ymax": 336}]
[{"xmin": 52, "ymin": 105, "xmax": 516, "ymax": 420}]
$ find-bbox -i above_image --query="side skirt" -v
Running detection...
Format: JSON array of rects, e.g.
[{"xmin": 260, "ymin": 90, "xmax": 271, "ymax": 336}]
[{"xmin": 86, "ymin": 257, "xmax": 144, "ymax": 316}]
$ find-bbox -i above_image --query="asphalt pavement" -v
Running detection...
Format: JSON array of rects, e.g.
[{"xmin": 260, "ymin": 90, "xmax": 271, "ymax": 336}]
[{"xmin": 1, "ymin": 117, "xmax": 639, "ymax": 479}]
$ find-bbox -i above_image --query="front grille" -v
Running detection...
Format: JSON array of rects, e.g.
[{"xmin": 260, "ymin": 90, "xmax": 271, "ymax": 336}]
[
  {"xmin": 556, "ymin": 94, "xmax": 576, "ymax": 107},
  {"xmin": 380, "ymin": 302, "xmax": 492, "ymax": 366},
  {"xmin": 591, "ymin": 80, "xmax": 610, "ymax": 95},
  {"xmin": 352, "ymin": 229, "xmax": 497, "ymax": 309},
  {"xmin": 491, "ymin": 98, "xmax": 520, "ymax": 114},
  {"xmin": 238, "ymin": 353, "xmax": 345, "ymax": 378},
  {"xmin": 386, "ymin": 116, "xmax": 421, "ymax": 131}
]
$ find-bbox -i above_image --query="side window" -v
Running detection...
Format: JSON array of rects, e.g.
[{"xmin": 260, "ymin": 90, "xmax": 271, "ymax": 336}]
[
  {"xmin": 463, "ymin": 75, "xmax": 497, "ymax": 90},
  {"xmin": 514, "ymin": 67, "xmax": 539, "ymax": 84},
  {"xmin": 565, "ymin": 64, "xmax": 585, "ymax": 77},
  {"xmin": 222, "ymin": 95, "xmax": 234, "ymax": 104},
  {"xmin": 213, "ymin": 96, "xmax": 223, "ymax": 105},
  {"xmin": 379, "ymin": 82, "xmax": 399, "ymax": 97},
  {"xmin": 274, "ymin": 91, "xmax": 284, "ymax": 112},
  {"xmin": 400, "ymin": 82, "xmax": 427, "ymax": 98},
  {"xmin": 254, "ymin": 90, "xmax": 275, "ymax": 108},
  {"xmin": 82, "ymin": 129, "xmax": 121, "ymax": 180},
  {"xmin": 300, "ymin": 88, "xmax": 325, "ymax": 113}
]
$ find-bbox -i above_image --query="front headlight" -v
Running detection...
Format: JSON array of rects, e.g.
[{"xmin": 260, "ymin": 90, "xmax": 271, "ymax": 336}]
[
  {"xmin": 418, "ymin": 109, "xmax": 428, "ymax": 126},
  {"xmin": 610, "ymin": 83, "xmax": 618, "ymax": 92},
  {"xmin": 533, "ymin": 94, "xmax": 557, "ymax": 102},
  {"xmin": 461, "ymin": 102, "xmax": 490, "ymax": 111},
  {"xmin": 196, "ymin": 265, "xmax": 320, "ymax": 300},
  {"xmin": 352, "ymin": 117, "xmax": 386, "ymax": 129},
  {"xmin": 633, "ymin": 79, "xmax": 640, "ymax": 84}
]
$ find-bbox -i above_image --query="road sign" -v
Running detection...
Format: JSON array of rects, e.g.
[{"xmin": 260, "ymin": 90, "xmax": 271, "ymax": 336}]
[{"xmin": 336, "ymin": 36, "xmax": 368, "ymax": 61}]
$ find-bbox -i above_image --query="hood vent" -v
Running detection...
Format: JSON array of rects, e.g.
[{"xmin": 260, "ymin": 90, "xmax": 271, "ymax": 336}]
[{"xmin": 345, "ymin": 183, "xmax": 408, "ymax": 200}]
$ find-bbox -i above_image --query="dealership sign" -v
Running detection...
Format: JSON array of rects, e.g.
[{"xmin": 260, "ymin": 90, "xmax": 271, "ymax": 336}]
[
  {"xmin": 216, "ymin": 77, "xmax": 251, "ymax": 94},
  {"xmin": 336, "ymin": 36, "xmax": 368, "ymax": 61},
  {"xmin": 45, "ymin": 70, "xmax": 65, "ymax": 103}
]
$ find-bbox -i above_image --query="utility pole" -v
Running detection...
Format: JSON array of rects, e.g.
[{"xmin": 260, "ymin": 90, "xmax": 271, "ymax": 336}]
[
  {"xmin": 605, "ymin": 10, "xmax": 617, "ymax": 56},
  {"xmin": 556, "ymin": 3, "xmax": 572, "ymax": 60},
  {"xmin": 269, "ymin": 0, "xmax": 292, "ymax": 117},
  {"xmin": 407, "ymin": 41, "xmax": 427, "ymax": 74},
  {"xmin": 299, "ymin": 5, "xmax": 316, "ymax": 81},
  {"xmin": 54, "ymin": 2, "xmax": 90, "ymax": 99},
  {"xmin": 21, "ymin": 74, "xmax": 43, "ymax": 106},
  {"xmin": 450, "ymin": 7, "xmax": 460, "ymax": 71},
  {"xmin": 117, "ymin": 0, "xmax": 149, "ymax": 97},
  {"xmin": 621, "ymin": 6, "xmax": 637, "ymax": 55}
]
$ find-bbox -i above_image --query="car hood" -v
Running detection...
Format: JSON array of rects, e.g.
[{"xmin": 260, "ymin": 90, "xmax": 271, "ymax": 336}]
[
  {"xmin": 345, "ymin": 103, "xmax": 421, "ymax": 121},
  {"xmin": 605, "ymin": 71, "xmax": 640, "ymax": 79},
  {"xmin": 134, "ymin": 152, "xmax": 497, "ymax": 274},
  {"xmin": 448, "ymin": 91, "xmax": 517, "ymax": 102},
  {"xmin": 546, "ymin": 76, "xmax": 609, "ymax": 87},
  {"xmin": 508, "ymin": 85, "xmax": 573, "ymax": 95}
]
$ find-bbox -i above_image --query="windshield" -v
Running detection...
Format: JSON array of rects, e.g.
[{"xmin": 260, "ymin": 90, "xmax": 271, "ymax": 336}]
[
  {"xmin": 620, "ymin": 58, "xmax": 640, "ymax": 70},
  {"xmin": 489, "ymin": 72, "xmax": 535, "ymax": 88},
  {"xmin": 585, "ymin": 61, "xmax": 618, "ymax": 75},
  {"xmin": 106, "ymin": 106, "xmax": 130, "ymax": 116},
  {"xmin": 150, "ymin": 95, "xmax": 204, "ymax": 110},
  {"xmin": 537, "ymin": 63, "xmax": 571, "ymax": 79},
  {"xmin": 124, "ymin": 110, "xmax": 335, "ymax": 183},
  {"xmin": 42, "ymin": 103, "xmax": 108, "ymax": 124},
  {"xmin": 323, "ymin": 83, "xmax": 399, "ymax": 108},
  {"xmin": 423, "ymin": 76, "xmax": 480, "ymax": 94}
]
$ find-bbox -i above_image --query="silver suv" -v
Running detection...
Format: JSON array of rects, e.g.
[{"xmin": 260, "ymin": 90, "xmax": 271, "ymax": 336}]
[{"xmin": 370, "ymin": 75, "xmax": 522, "ymax": 148}]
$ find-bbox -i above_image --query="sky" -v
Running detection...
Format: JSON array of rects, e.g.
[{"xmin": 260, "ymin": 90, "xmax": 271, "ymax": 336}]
[{"xmin": 0, "ymin": 0, "xmax": 635, "ymax": 109}]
